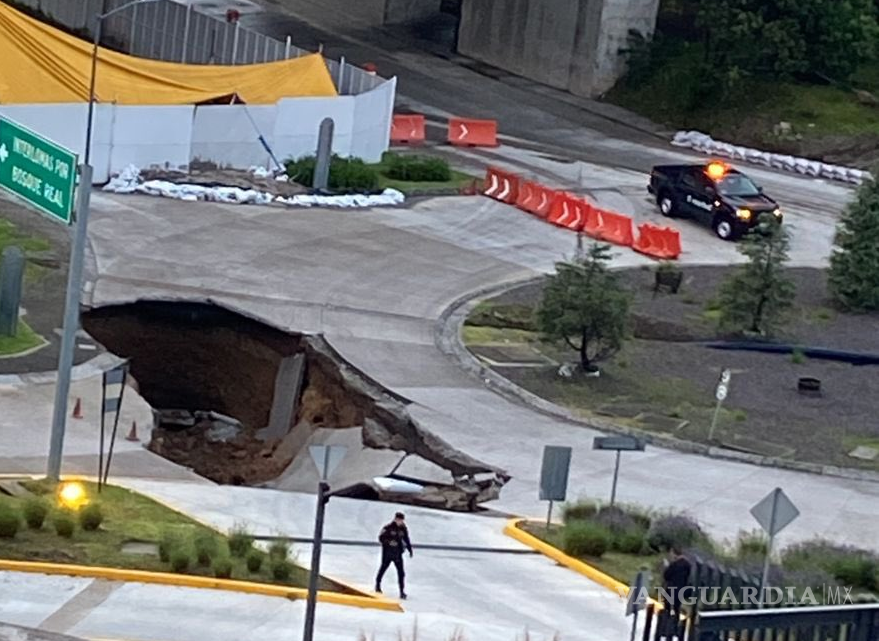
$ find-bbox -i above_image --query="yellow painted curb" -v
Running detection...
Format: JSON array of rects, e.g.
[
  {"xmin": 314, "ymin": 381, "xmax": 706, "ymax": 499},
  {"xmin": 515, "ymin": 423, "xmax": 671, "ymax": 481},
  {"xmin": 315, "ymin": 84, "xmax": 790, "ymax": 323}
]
[
  {"xmin": 0, "ymin": 559, "xmax": 403, "ymax": 612},
  {"xmin": 504, "ymin": 519, "xmax": 662, "ymax": 609}
]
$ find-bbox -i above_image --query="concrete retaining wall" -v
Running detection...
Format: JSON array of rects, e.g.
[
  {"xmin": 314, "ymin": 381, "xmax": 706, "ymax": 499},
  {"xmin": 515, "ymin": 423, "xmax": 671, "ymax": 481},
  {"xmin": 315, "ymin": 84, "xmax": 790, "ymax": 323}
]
[
  {"xmin": 458, "ymin": 0, "xmax": 660, "ymax": 97},
  {"xmin": 0, "ymin": 81, "xmax": 394, "ymax": 183}
]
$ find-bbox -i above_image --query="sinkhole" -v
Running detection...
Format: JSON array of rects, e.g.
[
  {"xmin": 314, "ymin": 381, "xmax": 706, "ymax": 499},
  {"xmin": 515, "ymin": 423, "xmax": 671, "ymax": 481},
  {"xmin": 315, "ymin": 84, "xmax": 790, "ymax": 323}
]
[{"xmin": 81, "ymin": 300, "xmax": 507, "ymax": 511}]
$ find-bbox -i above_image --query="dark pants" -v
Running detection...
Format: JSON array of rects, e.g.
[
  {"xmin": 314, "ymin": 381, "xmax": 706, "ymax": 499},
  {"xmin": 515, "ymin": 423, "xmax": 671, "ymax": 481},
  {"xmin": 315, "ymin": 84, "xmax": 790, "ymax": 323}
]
[{"xmin": 375, "ymin": 549, "xmax": 405, "ymax": 592}]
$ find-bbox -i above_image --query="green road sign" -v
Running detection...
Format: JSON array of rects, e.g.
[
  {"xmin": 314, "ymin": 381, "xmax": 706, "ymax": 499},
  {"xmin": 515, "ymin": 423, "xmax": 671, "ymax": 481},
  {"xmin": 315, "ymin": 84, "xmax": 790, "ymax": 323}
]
[{"xmin": 0, "ymin": 117, "xmax": 77, "ymax": 224}]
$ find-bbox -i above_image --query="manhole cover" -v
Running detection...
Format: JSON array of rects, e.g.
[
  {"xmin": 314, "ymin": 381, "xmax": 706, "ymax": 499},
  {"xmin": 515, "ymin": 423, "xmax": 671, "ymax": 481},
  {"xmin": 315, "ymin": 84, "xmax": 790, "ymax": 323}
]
[
  {"xmin": 635, "ymin": 413, "xmax": 689, "ymax": 432},
  {"xmin": 469, "ymin": 345, "xmax": 552, "ymax": 365},
  {"xmin": 848, "ymin": 446, "xmax": 879, "ymax": 461},
  {"xmin": 122, "ymin": 541, "xmax": 160, "ymax": 557},
  {"xmin": 721, "ymin": 435, "xmax": 796, "ymax": 459},
  {"xmin": 595, "ymin": 403, "xmax": 648, "ymax": 419}
]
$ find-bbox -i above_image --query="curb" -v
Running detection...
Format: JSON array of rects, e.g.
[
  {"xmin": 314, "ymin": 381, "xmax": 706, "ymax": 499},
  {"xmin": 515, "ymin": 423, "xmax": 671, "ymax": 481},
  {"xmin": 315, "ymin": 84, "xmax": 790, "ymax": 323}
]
[
  {"xmin": 503, "ymin": 519, "xmax": 662, "ymax": 609},
  {"xmin": 0, "ymin": 352, "xmax": 124, "ymax": 387},
  {"xmin": 435, "ymin": 277, "xmax": 879, "ymax": 485},
  {"xmin": 0, "ymin": 559, "xmax": 402, "ymax": 612}
]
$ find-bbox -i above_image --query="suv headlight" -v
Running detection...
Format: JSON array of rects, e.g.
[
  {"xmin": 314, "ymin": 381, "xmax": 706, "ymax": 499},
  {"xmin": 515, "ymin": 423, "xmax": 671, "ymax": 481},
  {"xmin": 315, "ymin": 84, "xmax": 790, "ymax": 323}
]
[
  {"xmin": 736, "ymin": 208, "xmax": 752, "ymax": 221},
  {"xmin": 773, "ymin": 207, "xmax": 782, "ymax": 217}
]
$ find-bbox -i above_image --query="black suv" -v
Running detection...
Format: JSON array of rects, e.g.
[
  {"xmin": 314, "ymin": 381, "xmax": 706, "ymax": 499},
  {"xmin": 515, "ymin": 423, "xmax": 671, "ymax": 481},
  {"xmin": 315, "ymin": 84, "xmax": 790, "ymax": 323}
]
[{"xmin": 648, "ymin": 162, "xmax": 782, "ymax": 240}]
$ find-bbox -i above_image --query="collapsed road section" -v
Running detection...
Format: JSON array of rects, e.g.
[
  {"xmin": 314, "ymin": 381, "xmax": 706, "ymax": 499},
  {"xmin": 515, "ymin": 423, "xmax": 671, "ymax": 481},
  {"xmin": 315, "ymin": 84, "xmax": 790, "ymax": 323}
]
[{"xmin": 82, "ymin": 300, "xmax": 508, "ymax": 511}]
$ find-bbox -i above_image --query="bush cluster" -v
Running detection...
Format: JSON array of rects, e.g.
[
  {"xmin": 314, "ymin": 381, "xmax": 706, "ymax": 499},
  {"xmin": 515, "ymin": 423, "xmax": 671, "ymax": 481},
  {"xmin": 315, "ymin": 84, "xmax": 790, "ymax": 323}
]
[
  {"xmin": 646, "ymin": 514, "xmax": 708, "ymax": 552},
  {"xmin": 782, "ymin": 540, "xmax": 879, "ymax": 592},
  {"xmin": 79, "ymin": 503, "xmax": 104, "ymax": 532},
  {"xmin": 53, "ymin": 510, "xmax": 76, "ymax": 538},
  {"xmin": 228, "ymin": 524, "xmax": 254, "ymax": 558},
  {"xmin": 285, "ymin": 155, "xmax": 379, "ymax": 193},
  {"xmin": 23, "ymin": 498, "xmax": 49, "ymax": 530},
  {"xmin": 0, "ymin": 504, "xmax": 20, "ymax": 538},
  {"xmin": 382, "ymin": 153, "xmax": 451, "ymax": 182}
]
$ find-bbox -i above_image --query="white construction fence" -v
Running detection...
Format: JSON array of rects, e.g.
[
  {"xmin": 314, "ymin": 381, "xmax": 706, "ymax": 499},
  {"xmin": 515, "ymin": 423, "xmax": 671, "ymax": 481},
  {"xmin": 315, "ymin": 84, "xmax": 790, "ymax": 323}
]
[{"xmin": 0, "ymin": 79, "xmax": 396, "ymax": 184}]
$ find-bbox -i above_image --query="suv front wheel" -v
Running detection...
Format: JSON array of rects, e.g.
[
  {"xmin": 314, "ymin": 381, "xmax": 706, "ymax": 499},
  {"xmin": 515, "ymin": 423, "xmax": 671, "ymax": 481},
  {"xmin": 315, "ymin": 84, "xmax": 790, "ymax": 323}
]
[
  {"xmin": 713, "ymin": 217, "xmax": 736, "ymax": 241},
  {"xmin": 658, "ymin": 193, "xmax": 676, "ymax": 217}
]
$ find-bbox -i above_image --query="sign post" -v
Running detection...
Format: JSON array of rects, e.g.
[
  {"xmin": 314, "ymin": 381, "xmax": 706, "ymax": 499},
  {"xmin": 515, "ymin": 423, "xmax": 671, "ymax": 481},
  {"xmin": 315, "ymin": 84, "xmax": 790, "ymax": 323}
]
[
  {"xmin": 708, "ymin": 368, "xmax": 731, "ymax": 442},
  {"xmin": 303, "ymin": 444, "xmax": 347, "ymax": 641},
  {"xmin": 593, "ymin": 436, "xmax": 646, "ymax": 507},
  {"xmin": 750, "ymin": 487, "xmax": 800, "ymax": 608},
  {"xmin": 539, "ymin": 445, "xmax": 573, "ymax": 530},
  {"xmin": 626, "ymin": 569, "xmax": 650, "ymax": 641},
  {"xmin": 0, "ymin": 117, "xmax": 77, "ymax": 224},
  {"xmin": 0, "ymin": 116, "xmax": 82, "ymax": 482}
]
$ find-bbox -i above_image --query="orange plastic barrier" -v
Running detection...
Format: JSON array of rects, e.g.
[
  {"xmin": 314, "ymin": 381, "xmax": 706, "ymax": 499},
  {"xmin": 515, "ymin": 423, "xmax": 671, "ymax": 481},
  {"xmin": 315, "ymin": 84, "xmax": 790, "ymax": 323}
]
[
  {"xmin": 583, "ymin": 207, "xmax": 603, "ymax": 238},
  {"xmin": 483, "ymin": 167, "xmax": 519, "ymax": 205},
  {"xmin": 448, "ymin": 117, "xmax": 498, "ymax": 147},
  {"xmin": 516, "ymin": 182, "xmax": 556, "ymax": 218},
  {"xmin": 390, "ymin": 114, "xmax": 426, "ymax": 144},
  {"xmin": 533, "ymin": 185, "xmax": 557, "ymax": 218},
  {"xmin": 633, "ymin": 224, "xmax": 682, "ymax": 260},
  {"xmin": 594, "ymin": 210, "xmax": 635, "ymax": 247},
  {"xmin": 516, "ymin": 181, "xmax": 539, "ymax": 213},
  {"xmin": 547, "ymin": 194, "xmax": 592, "ymax": 231}
]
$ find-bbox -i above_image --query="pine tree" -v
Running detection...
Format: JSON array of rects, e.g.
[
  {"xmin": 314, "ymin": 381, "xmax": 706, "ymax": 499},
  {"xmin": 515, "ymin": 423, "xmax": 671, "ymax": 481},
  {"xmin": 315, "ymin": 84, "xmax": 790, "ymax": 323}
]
[
  {"xmin": 717, "ymin": 214, "xmax": 795, "ymax": 336},
  {"xmin": 536, "ymin": 244, "xmax": 630, "ymax": 371},
  {"xmin": 829, "ymin": 177, "xmax": 879, "ymax": 311}
]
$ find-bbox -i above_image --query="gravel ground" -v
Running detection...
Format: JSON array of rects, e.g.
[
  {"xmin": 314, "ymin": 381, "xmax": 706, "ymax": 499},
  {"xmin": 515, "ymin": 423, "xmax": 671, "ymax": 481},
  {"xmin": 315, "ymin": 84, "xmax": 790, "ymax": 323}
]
[{"xmin": 479, "ymin": 266, "xmax": 879, "ymax": 470}]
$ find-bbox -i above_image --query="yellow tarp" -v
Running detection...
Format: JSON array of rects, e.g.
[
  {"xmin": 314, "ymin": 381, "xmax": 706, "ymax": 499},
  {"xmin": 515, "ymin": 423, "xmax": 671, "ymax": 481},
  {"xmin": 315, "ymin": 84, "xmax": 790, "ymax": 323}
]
[{"xmin": 0, "ymin": 3, "xmax": 338, "ymax": 105}]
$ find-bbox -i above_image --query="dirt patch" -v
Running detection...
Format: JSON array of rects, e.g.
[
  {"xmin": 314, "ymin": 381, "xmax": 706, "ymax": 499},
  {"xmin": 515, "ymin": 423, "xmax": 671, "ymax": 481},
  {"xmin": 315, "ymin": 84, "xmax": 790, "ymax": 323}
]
[{"xmin": 471, "ymin": 266, "xmax": 879, "ymax": 470}]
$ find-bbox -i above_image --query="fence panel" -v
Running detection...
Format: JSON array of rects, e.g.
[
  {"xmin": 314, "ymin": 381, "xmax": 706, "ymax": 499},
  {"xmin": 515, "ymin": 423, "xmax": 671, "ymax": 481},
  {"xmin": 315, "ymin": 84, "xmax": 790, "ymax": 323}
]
[{"xmin": 4, "ymin": 0, "xmax": 390, "ymax": 95}]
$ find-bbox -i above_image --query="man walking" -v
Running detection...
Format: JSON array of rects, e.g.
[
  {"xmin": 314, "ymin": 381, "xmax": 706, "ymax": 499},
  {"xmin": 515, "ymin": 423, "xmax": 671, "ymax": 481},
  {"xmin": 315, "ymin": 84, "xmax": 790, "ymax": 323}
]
[{"xmin": 375, "ymin": 512, "xmax": 413, "ymax": 599}]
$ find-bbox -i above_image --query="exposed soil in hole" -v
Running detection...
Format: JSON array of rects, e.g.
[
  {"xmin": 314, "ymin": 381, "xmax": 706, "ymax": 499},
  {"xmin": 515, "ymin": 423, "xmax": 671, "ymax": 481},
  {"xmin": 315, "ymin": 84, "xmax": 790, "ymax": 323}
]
[
  {"xmin": 467, "ymin": 267, "xmax": 879, "ymax": 470},
  {"xmin": 83, "ymin": 300, "xmax": 507, "ymax": 509}
]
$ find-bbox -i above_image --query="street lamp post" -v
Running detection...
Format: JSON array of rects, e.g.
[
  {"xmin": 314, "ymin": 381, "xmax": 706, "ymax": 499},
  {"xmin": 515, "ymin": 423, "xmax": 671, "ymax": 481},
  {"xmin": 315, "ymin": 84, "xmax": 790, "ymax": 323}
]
[
  {"xmin": 46, "ymin": 0, "xmax": 159, "ymax": 481},
  {"xmin": 85, "ymin": 0, "xmax": 159, "ymax": 165}
]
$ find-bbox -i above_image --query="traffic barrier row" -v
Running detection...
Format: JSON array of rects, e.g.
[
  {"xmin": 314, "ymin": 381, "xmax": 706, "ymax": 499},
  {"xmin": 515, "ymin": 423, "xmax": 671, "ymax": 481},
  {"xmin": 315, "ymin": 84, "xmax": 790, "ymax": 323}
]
[
  {"xmin": 483, "ymin": 166, "xmax": 519, "ymax": 204},
  {"xmin": 633, "ymin": 223, "xmax": 682, "ymax": 260},
  {"xmin": 390, "ymin": 114, "xmax": 500, "ymax": 147},
  {"xmin": 481, "ymin": 168, "xmax": 683, "ymax": 260}
]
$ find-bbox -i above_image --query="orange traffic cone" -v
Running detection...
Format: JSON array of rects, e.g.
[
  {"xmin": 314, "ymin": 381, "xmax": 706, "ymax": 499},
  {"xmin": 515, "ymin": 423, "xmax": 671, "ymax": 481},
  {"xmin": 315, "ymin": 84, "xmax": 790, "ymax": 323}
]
[
  {"xmin": 71, "ymin": 398, "xmax": 83, "ymax": 419},
  {"xmin": 125, "ymin": 421, "xmax": 139, "ymax": 442}
]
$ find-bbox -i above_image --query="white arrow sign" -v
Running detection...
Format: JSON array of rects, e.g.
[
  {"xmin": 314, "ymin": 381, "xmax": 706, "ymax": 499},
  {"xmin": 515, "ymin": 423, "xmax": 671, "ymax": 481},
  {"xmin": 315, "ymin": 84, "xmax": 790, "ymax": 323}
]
[
  {"xmin": 457, "ymin": 123, "xmax": 469, "ymax": 140},
  {"xmin": 0, "ymin": 144, "xmax": 8, "ymax": 163}
]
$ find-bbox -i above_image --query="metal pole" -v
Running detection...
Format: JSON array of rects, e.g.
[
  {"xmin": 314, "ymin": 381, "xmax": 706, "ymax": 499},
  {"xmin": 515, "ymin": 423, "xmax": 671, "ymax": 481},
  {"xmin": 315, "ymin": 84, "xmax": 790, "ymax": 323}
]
[
  {"xmin": 285, "ymin": 35, "xmax": 291, "ymax": 58},
  {"xmin": 84, "ymin": 18, "xmax": 102, "ymax": 166},
  {"xmin": 629, "ymin": 607, "xmax": 639, "ymax": 641},
  {"xmin": 338, "ymin": 56, "xmax": 346, "ymax": 94},
  {"xmin": 759, "ymin": 533, "xmax": 775, "ymax": 609},
  {"xmin": 47, "ymin": 165, "xmax": 94, "ymax": 481},
  {"xmin": 545, "ymin": 500, "xmax": 553, "ymax": 531},
  {"xmin": 610, "ymin": 449, "xmax": 622, "ymax": 507},
  {"xmin": 231, "ymin": 21, "xmax": 240, "ymax": 63},
  {"xmin": 708, "ymin": 396, "xmax": 723, "ymax": 442},
  {"xmin": 303, "ymin": 480, "xmax": 329, "ymax": 641},
  {"xmin": 181, "ymin": 3, "xmax": 191, "ymax": 63},
  {"xmin": 102, "ymin": 371, "xmax": 127, "ymax": 486}
]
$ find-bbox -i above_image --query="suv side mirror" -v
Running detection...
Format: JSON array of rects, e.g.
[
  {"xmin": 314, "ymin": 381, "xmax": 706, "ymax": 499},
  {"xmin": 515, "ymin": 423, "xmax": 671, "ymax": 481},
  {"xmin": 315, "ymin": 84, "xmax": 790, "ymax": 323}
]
[{"xmin": 705, "ymin": 186, "xmax": 717, "ymax": 197}]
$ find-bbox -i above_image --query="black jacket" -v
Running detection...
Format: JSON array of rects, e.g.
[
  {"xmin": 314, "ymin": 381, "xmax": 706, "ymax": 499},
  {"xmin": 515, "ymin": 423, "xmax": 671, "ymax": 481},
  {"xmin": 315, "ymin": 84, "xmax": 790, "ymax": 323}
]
[
  {"xmin": 663, "ymin": 557, "xmax": 692, "ymax": 589},
  {"xmin": 378, "ymin": 522, "xmax": 412, "ymax": 556}
]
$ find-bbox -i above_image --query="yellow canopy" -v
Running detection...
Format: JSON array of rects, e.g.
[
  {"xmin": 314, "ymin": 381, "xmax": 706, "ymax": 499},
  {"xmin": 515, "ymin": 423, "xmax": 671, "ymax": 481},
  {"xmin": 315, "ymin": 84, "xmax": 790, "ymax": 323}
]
[{"xmin": 0, "ymin": 3, "xmax": 338, "ymax": 105}]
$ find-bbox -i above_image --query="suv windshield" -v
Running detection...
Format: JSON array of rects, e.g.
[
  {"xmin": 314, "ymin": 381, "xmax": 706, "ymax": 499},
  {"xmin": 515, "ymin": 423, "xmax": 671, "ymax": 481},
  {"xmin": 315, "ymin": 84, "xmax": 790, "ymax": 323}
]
[{"xmin": 717, "ymin": 174, "xmax": 761, "ymax": 197}]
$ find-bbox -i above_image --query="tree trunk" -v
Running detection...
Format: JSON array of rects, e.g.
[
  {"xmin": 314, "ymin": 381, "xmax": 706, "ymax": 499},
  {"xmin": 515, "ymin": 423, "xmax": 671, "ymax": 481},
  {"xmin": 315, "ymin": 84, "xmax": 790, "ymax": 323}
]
[{"xmin": 579, "ymin": 328, "xmax": 590, "ymax": 371}]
